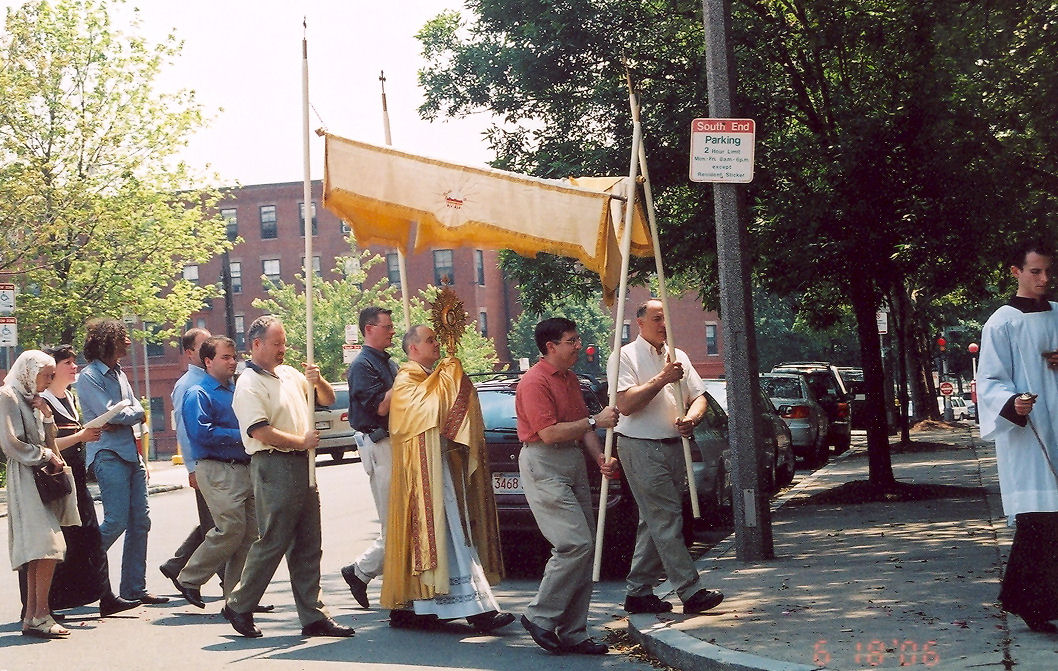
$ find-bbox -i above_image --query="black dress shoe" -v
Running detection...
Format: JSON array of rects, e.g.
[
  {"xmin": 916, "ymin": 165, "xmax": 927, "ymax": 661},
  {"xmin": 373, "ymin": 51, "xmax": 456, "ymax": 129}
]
[
  {"xmin": 682, "ymin": 588, "xmax": 724, "ymax": 614},
  {"xmin": 136, "ymin": 593, "xmax": 170, "ymax": 605},
  {"xmin": 340, "ymin": 565, "xmax": 370, "ymax": 608},
  {"xmin": 562, "ymin": 638, "xmax": 609, "ymax": 655},
  {"xmin": 519, "ymin": 614, "xmax": 561, "ymax": 653},
  {"xmin": 1023, "ymin": 616, "xmax": 1058, "ymax": 633},
  {"xmin": 159, "ymin": 564, "xmax": 182, "ymax": 593},
  {"xmin": 254, "ymin": 604, "xmax": 275, "ymax": 613},
  {"xmin": 389, "ymin": 609, "xmax": 440, "ymax": 630},
  {"xmin": 175, "ymin": 582, "xmax": 206, "ymax": 609},
  {"xmin": 100, "ymin": 593, "xmax": 139, "ymax": 617},
  {"xmin": 222, "ymin": 605, "xmax": 262, "ymax": 638},
  {"xmin": 302, "ymin": 617, "xmax": 355, "ymax": 637},
  {"xmin": 467, "ymin": 610, "xmax": 515, "ymax": 633},
  {"xmin": 624, "ymin": 594, "xmax": 673, "ymax": 614}
]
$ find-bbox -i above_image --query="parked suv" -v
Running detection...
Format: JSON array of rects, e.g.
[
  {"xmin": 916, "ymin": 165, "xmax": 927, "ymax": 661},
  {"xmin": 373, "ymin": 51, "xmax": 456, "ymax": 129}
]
[
  {"xmin": 313, "ymin": 382, "xmax": 359, "ymax": 463},
  {"xmin": 771, "ymin": 362, "xmax": 852, "ymax": 454},
  {"xmin": 475, "ymin": 372, "xmax": 730, "ymax": 575},
  {"xmin": 837, "ymin": 367, "xmax": 867, "ymax": 429}
]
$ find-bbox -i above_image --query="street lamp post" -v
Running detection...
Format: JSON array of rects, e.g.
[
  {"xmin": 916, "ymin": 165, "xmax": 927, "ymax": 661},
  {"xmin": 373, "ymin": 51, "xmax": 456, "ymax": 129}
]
[{"xmin": 968, "ymin": 342, "xmax": 980, "ymax": 425}]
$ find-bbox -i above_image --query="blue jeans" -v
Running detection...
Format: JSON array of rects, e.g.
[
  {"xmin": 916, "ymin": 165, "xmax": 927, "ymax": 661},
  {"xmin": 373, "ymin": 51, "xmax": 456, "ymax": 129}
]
[{"xmin": 92, "ymin": 449, "xmax": 151, "ymax": 599}]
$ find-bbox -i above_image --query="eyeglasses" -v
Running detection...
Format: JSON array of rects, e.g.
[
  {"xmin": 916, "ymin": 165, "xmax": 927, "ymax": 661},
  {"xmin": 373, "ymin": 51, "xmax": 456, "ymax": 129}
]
[{"xmin": 552, "ymin": 337, "xmax": 582, "ymax": 346}]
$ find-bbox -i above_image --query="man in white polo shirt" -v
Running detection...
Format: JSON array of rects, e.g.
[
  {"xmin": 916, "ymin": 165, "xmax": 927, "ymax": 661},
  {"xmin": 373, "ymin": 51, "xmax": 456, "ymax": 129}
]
[
  {"xmin": 614, "ymin": 299, "xmax": 724, "ymax": 615},
  {"xmin": 221, "ymin": 315, "xmax": 354, "ymax": 639}
]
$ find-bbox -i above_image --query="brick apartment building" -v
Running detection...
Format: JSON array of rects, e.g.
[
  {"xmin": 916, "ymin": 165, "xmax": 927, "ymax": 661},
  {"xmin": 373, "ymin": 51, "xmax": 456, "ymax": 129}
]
[{"xmin": 1, "ymin": 180, "xmax": 725, "ymax": 459}]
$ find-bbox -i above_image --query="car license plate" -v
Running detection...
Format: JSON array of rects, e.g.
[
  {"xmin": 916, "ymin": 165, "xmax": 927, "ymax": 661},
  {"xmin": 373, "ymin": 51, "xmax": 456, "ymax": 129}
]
[
  {"xmin": 492, "ymin": 472, "xmax": 523, "ymax": 495},
  {"xmin": 315, "ymin": 420, "xmax": 330, "ymax": 430}
]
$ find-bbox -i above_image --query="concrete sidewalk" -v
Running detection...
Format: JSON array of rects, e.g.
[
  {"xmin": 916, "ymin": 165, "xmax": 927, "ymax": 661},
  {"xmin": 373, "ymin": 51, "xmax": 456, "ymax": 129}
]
[{"xmin": 628, "ymin": 425, "xmax": 1058, "ymax": 670}]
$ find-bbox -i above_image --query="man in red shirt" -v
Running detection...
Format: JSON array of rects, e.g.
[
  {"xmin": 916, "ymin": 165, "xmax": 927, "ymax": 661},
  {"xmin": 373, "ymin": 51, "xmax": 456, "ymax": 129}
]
[{"xmin": 515, "ymin": 317, "xmax": 618, "ymax": 655}]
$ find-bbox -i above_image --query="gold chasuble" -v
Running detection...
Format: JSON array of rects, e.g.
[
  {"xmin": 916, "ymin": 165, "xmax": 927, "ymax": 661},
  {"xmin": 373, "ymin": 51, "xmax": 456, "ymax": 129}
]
[{"xmin": 380, "ymin": 357, "xmax": 504, "ymax": 609}]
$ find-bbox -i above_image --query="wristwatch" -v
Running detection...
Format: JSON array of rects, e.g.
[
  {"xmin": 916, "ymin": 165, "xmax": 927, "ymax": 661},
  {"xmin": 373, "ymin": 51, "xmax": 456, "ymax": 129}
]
[{"xmin": 587, "ymin": 415, "xmax": 597, "ymax": 429}]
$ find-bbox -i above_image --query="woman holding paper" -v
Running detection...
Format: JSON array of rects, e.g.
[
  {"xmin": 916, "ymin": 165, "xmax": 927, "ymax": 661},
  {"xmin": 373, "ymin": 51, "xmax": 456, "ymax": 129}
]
[
  {"xmin": 0, "ymin": 350, "xmax": 74, "ymax": 638},
  {"xmin": 34, "ymin": 345, "xmax": 139, "ymax": 618}
]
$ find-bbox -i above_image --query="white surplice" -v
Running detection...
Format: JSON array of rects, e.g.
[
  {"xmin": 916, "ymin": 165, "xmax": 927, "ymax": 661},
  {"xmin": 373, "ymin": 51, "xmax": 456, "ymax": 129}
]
[{"xmin": 978, "ymin": 302, "xmax": 1058, "ymax": 519}]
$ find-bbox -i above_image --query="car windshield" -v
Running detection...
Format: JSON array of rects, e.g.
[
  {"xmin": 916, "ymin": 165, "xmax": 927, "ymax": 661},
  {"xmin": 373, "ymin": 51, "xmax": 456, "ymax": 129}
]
[
  {"xmin": 762, "ymin": 377, "xmax": 803, "ymax": 399},
  {"xmin": 478, "ymin": 388, "xmax": 518, "ymax": 431}
]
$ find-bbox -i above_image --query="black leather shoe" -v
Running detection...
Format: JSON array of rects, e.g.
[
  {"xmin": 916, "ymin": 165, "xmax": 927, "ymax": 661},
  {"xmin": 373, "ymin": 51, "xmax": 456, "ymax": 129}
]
[
  {"xmin": 175, "ymin": 582, "xmax": 206, "ymax": 609},
  {"xmin": 467, "ymin": 610, "xmax": 515, "ymax": 633},
  {"xmin": 302, "ymin": 617, "xmax": 355, "ymax": 637},
  {"xmin": 222, "ymin": 605, "xmax": 262, "ymax": 638},
  {"xmin": 100, "ymin": 593, "xmax": 139, "ymax": 617},
  {"xmin": 562, "ymin": 638, "xmax": 609, "ymax": 655},
  {"xmin": 340, "ymin": 565, "xmax": 370, "ymax": 608},
  {"xmin": 136, "ymin": 593, "xmax": 170, "ymax": 605},
  {"xmin": 520, "ymin": 614, "xmax": 561, "ymax": 653},
  {"xmin": 389, "ymin": 609, "xmax": 439, "ymax": 630},
  {"xmin": 159, "ymin": 564, "xmax": 182, "ymax": 594},
  {"xmin": 624, "ymin": 594, "xmax": 673, "ymax": 614},
  {"xmin": 1023, "ymin": 616, "xmax": 1058, "ymax": 633},
  {"xmin": 682, "ymin": 588, "xmax": 724, "ymax": 614},
  {"xmin": 254, "ymin": 604, "xmax": 275, "ymax": 613}
]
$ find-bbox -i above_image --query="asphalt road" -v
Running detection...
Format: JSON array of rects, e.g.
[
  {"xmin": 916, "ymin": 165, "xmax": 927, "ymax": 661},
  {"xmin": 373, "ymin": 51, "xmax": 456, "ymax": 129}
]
[{"xmin": 0, "ymin": 457, "xmax": 665, "ymax": 671}]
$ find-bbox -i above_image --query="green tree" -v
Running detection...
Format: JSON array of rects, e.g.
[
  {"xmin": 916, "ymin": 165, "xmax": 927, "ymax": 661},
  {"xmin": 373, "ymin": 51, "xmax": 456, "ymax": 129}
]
[
  {"xmin": 254, "ymin": 248, "xmax": 500, "ymax": 382},
  {"xmin": 416, "ymin": 0, "xmax": 1043, "ymax": 486},
  {"xmin": 0, "ymin": 0, "xmax": 229, "ymax": 346},
  {"xmin": 507, "ymin": 289, "xmax": 614, "ymax": 377}
]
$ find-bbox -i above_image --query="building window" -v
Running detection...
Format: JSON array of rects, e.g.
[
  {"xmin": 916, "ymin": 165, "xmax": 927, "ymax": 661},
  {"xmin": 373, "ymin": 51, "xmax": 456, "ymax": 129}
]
[
  {"xmin": 196, "ymin": 318, "xmax": 207, "ymax": 329},
  {"xmin": 229, "ymin": 261, "xmax": 242, "ymax": 294},
  {"xmin": 479, "ymin": 310, "xmax": 488, "ymax": 338},
  {"xmin": 622, "ymin": 321, "xmax": 631, "ymax": 344},
  {"xmin": 301, "ymin": 256, "xmax": 322, "ymax": 276},
  {"xmin": 340, "ymin": 218, "xmax": 351, "ymax": 234},
  {"xmin": 386, "ymin": 253, "xmax": 401, "ymax": 286},
  {"xmin": 183, "ymin": 265, "xmax": 199, "ymax": 284},
  {"xmin": 299, "ymin": 201, "xmax": 318, "ymax": 236},
  {"xmin": 144, "ymin": 322, "xmax": 164, "ymax": 358},
  {"xmin": 262, "ymin": 259, "xmax": 281, "ymax": 286},
  {"xmin": 260, "ymin": 205, "xmax": 277, "ymax": 239},
  {"xmin": 433, "ymin": 249, "xmax": 454, "ymax": 285},
  {"xmin": 234, "ymin": 315, "xmax": 246, "ymax": 351},
  {"xmin": 706, "ymin": 323, "xmax": 719, "ymax": 356},
  {"xmin": 149, "ymin": 397, "xmax": 166, "ymax": 432},
  {"xmin": 221, "ymin": 208, "xmax": 238, "ymax": 241},
  {"xmin": 474, "ymin": 250, "xmax": 485, "ymax": 285}
]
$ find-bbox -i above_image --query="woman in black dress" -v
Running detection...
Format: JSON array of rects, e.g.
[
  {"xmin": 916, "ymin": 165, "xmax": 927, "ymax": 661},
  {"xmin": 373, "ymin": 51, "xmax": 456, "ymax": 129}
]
[{"xmin": 23, "ymin": 345, "xmax": 139, "ymax": 618}]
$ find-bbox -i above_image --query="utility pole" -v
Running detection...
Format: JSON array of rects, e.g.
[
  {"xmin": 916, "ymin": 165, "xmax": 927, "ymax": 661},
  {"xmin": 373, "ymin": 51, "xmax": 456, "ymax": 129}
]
[{"xmin": 701, "ymin": 0, "xmax": 773, "ymax": 559}]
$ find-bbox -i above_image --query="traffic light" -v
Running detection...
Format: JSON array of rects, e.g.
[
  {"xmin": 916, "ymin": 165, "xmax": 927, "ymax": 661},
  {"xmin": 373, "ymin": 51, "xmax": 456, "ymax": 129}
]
[{"xmin": 584, "ymin": 343, "xmax": 600, "ymax": 374}]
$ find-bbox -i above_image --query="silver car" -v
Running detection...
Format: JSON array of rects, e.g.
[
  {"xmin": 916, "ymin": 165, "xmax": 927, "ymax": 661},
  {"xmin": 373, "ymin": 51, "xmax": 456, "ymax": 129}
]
[
  {"xmin": 761, "ymin": 372, "xmax": 829, "ymax": 468},
  {"xmin": 313, "ymin": 382, "xmax": 359, "ymax": 463}
]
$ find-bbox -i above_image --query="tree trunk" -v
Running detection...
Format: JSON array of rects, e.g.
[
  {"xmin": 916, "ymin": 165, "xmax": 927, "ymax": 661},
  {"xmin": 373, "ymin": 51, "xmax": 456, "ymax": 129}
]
[{"xmin": 849, "ymin": 276, "xmax": 895, "ymax": 486}]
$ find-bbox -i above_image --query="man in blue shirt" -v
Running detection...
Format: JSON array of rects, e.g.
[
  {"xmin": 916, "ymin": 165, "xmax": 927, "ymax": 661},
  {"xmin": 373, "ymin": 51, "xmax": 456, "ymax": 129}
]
[
  {"xmin": 76, "ymin": 318, "xmax": 168, "ymax": 604},
  {"xmin": 339, "ymin": 306, "xmax": 397, "ymax": 609},
  {"xmin": 159, "ymin": 328, "xmax": 220, "ymax": 593},
  {"xmin": 174, "ymin": 336, "xmax": 257, "ymax": 609}
]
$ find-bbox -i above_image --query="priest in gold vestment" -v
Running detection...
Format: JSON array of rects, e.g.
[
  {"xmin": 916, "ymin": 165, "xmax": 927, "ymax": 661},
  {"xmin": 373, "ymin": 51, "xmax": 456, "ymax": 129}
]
[{"xmin": 380, "ymin": 325, "xmax": 513, "ymax": 633}]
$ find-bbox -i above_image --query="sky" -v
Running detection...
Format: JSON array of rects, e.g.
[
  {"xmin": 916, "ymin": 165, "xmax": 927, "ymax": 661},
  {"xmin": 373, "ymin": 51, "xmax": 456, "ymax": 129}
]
[{"xmin": 3, "ymin": 0, "xmax": 495, "ymax": 186}]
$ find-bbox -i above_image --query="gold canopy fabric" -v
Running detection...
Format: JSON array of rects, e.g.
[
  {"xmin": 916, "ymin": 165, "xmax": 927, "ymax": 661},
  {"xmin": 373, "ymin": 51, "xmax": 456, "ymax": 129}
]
[
  {"xmin": 321, "ymin": 132, "xmax": 652, "ymax": 303},
  {"xmin": 380, "ymin": 357, "xmax": 503, "ymax": 609}
]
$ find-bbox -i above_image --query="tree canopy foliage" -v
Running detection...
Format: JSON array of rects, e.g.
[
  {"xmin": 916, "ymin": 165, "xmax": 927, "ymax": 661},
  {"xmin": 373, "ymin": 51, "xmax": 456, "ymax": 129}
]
[
  {"xmin": 0, "ymin": 0, "xmax": 229, "ymax": 346},
  {"xmin": 255, "ymin": 247, "xmax": 500, "ymax": 383},
  {"xmin": 416, "ymin": 0, "xmax": 1057, "ymax": 484}
]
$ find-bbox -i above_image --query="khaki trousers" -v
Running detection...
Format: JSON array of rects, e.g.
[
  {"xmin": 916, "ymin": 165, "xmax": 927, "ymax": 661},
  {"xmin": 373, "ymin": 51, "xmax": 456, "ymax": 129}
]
[
  {"xmin": 227, "ymin": 451, "xmax": 328, "ymax": 627},
  {"xmin": 519, "ymin": 442, "xmax": 594, "ymax": 646},
  {"xmin": 177, "ymin": 459, "xmax": 256, "ymax": 599},
  {"xmin": 618, "ymin": 435, "xmax": 705, "ymax": 600}
]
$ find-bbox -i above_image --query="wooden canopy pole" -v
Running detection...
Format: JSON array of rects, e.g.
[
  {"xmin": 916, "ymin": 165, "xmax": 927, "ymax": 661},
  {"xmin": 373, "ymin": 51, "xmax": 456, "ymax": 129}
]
[
  {"xmin": 379, "ymin": 71, "xmax": 411, "ymax": 329},
  {"xmin": 301, "ymin": 20, "xmax": 317, "ymax": 486},
  {"xmin": 632, "ymin": 93, "xmax": 700, "ymax": 518},
  {"xmin": 592, "ymin": 81, "xmax": 642, "ymax": 582}
]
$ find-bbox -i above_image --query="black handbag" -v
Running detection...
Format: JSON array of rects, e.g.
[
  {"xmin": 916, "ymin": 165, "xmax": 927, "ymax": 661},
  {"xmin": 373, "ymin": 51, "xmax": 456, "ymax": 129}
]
[{"xmin": 34, "ymin": 464, "xmax": 72, "ymax": 503}]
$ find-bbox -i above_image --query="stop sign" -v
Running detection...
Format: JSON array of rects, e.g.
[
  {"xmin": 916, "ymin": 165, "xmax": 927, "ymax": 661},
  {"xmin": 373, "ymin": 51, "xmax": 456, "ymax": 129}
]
[{"xmin": 939, "ymin": 381, "xmax": 955, "ymax": 396}]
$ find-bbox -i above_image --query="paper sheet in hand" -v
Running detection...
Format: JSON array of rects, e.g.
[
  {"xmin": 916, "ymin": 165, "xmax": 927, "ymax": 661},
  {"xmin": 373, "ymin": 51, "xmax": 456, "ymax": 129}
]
[{"xmin": 83, "ymin": 399, "xmax": 132, "ymax": 429}]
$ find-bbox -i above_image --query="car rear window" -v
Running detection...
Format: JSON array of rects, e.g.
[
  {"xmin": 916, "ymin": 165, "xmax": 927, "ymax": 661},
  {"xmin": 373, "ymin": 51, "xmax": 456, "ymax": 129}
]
[
  {"xmin": 761, "ymin": 376, "xmax": 803, "ymax": 399},
  {"xmin": 478, "ymin": 388, "xmax": 518, "ymax": 431},
  {"xmin": 317, "ymin": 386, "xmax": 349, "ymax": 411}
]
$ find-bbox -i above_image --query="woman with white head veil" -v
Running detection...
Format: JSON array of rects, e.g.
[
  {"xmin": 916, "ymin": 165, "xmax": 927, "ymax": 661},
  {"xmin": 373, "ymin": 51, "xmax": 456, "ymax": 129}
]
[{"xmin": 0, "ymin": 350, "xmax": 74, "ymax": 638}]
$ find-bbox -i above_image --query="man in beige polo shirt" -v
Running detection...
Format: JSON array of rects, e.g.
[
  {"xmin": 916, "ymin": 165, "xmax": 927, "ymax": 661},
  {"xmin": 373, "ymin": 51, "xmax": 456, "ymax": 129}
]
[
  {"xmin": 615, "ymin": 299, "xmax": 724, "ymax": 615},
  {"xmin": 221, "ymin": 315, "xmax": 354, "ymax": 639}
]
